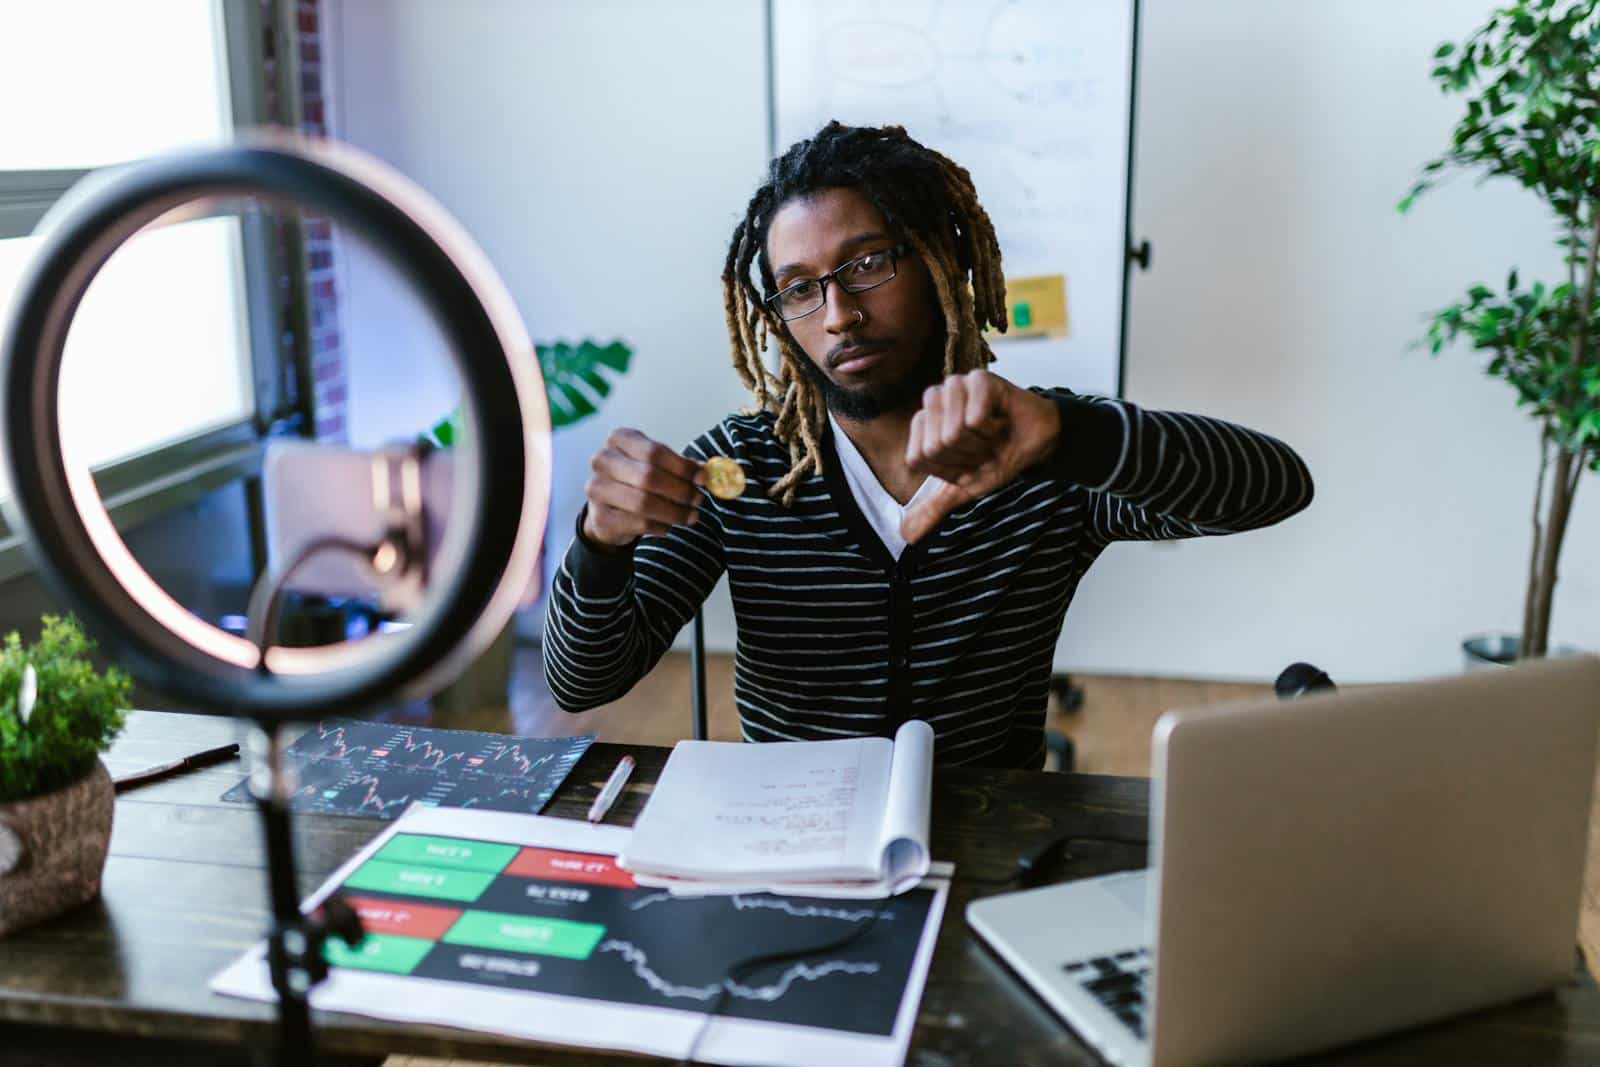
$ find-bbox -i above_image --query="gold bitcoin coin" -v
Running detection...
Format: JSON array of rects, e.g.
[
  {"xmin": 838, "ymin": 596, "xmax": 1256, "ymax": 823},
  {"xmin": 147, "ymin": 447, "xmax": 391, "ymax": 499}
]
[{"xmin": 703, "ymin": 456, "xmax": 746, "ymax": 500}]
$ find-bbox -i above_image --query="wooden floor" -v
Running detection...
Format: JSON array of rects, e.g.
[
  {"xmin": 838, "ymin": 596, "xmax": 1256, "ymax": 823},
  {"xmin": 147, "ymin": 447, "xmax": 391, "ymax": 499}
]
[{"xmin": 386, "ymin": 645, "xmax": 1600, "ymax": 1066}]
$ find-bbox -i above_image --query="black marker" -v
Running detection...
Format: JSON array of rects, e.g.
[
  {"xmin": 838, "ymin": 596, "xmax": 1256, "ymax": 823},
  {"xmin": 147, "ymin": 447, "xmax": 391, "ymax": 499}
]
[{"xmin": 113, "ymin": 742, "xmax": 241, "ymax": 793}]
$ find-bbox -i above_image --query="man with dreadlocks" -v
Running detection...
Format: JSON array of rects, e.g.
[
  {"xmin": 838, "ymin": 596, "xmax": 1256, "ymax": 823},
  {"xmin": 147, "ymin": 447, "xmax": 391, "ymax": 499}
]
[{"xmin": 543, "ymin": 122, "xmax": 1313, "ymax": 769}]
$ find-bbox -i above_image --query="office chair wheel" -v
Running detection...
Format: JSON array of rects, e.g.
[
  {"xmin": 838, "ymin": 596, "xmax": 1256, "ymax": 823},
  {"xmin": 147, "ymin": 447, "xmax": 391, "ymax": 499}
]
[
  {"xmin": 1049, "ymin": 672, "xmax": 1085, "ymax": 713},
  {"xmin": 1045, "ymin": 730, "xmax": 1076, "ymax": 773}
]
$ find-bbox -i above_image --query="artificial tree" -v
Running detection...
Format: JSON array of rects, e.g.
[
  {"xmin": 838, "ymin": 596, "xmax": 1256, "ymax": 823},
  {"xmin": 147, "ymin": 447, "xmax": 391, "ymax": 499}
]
[{"xmin": 1401, "ymin": 0, "xmax": 1600, "ymax": 658}]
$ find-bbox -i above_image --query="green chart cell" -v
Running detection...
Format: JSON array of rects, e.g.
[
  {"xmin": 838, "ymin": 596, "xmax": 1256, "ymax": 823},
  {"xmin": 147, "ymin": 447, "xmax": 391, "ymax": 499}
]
[
  {"xmin": 345, "ymin": 859, "xmax": 496, "ymax": 903},
  {"xmin": 373, "ymin": 834, "xmax": 519, "ymax": 874},
  {"xmin": 442, "ymin": 910, "xmax": 606, "ymax": 960},
  {"xmin": 324, "ymin": 932, "xmax": 435, "ymax": 975}
]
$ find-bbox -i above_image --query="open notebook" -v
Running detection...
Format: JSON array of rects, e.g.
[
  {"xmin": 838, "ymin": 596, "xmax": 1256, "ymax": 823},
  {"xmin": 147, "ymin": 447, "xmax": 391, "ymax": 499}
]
[{"xmin": 618, "ymin": 720, "xmax": 934, "ymax": 898}]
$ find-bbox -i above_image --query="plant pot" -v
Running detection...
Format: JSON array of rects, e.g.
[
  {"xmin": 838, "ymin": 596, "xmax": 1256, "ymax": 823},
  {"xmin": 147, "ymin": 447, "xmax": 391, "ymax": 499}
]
[
  {"xmin": 0, "ymin": 759, "xmax": 114, "ymax": 938},
  {"xmin": 1462, "ymin": 633, "xmax": 1587, "ymax": 671}
]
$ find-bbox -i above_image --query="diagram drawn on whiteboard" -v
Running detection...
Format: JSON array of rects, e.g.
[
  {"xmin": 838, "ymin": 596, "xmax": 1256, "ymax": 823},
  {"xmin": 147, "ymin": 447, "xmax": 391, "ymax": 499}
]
[{"xmin": 773, "ymin": 0, "xmax": 1136, "ymax": 396}]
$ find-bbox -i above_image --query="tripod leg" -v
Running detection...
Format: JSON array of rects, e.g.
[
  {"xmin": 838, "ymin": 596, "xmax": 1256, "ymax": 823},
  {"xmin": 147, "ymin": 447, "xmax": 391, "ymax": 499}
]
[{"xmin": 250, "ymin": 725, "xmax": 319, "ymax": 1066}]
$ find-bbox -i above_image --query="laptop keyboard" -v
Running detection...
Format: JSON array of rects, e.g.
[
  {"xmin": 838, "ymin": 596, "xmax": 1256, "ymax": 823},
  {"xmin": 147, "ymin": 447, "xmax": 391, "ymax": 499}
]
[{"xmin": 1062, "ymin": 947, "xmax": 1151, "ymax": 1040}]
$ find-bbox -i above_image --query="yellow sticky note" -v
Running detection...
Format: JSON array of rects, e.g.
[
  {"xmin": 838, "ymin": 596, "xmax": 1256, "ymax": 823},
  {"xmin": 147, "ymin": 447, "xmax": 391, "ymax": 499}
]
[{"xmin": 996, "ymin": 274, "xmax": 1069, "ymax": 339}]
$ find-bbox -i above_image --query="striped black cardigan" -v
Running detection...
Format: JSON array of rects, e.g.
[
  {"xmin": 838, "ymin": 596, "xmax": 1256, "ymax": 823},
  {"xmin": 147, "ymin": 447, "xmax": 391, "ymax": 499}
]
[{"xmin": 542, "ymin": 390, "xmax": 1313, "ymax": 768}]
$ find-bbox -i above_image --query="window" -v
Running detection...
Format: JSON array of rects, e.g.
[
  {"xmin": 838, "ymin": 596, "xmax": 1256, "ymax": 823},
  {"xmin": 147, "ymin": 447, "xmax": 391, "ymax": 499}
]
[
  {"xmin": 0, "ymin": 3, "xmax": 233, "ymax": 170},
  {"xmin": 0, "ymin": 0, "xmax": 284, "ymax": 578}
]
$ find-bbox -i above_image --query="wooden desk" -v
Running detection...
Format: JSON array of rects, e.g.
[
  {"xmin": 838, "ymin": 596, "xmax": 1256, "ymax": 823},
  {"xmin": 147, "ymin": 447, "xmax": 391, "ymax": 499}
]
[{"xmin": 1, "ymin": 710, "xmax": 1597, "ymax": 1066}]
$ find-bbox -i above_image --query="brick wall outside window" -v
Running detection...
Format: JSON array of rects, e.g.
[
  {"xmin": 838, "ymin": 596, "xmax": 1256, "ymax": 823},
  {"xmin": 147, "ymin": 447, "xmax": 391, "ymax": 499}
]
[{"xmin": 261, "ymin": 0, "xmax": 346, "ymax": 443}]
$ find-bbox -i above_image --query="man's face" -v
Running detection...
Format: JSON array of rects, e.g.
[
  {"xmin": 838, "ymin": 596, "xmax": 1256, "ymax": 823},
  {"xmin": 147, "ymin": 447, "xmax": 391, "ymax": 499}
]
[{"xmin": 765, "ymin": 187, "xmax": 944, "ymax": 420}]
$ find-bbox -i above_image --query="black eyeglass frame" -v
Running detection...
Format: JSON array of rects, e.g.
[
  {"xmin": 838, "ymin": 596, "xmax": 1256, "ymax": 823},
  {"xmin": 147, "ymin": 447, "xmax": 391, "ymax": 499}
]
[{"xmin": 765, "ymin": 242, "xmax": 911, "ymax": 321}]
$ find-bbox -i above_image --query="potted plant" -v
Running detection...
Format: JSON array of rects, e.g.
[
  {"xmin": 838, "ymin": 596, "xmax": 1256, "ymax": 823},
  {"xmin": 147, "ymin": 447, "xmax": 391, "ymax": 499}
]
[
  {"xmin": 1400, "ymin": 0, "xmax": 1600, "ymax": 664},
  {"xmin": 0, "ymin": 616, "xmax": 131, "ymax": 937},
  {"xmin": 422, "ymin": 338, "xmax": 632, "ymax": 712},
  {"xmin": 425, "ymin": 338, "xmax": 634, "ymax": 443}
]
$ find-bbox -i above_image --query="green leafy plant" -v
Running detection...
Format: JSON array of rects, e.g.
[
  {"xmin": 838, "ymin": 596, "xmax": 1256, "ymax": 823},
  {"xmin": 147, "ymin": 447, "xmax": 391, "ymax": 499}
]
[
  {"xmin": 1400, "ymin": 0, "xmax": 1600, "ymax": 658},
  {"xmin": 0, "ymin": 616, "xmax": 130, "ymax": 804},
  {"xmin": 425, "ymin": 338, "xmax": 633, "ymax": 445},
  {"xmin": 538, "ymin": 339, "xmax": 633, "ymax": 428}
]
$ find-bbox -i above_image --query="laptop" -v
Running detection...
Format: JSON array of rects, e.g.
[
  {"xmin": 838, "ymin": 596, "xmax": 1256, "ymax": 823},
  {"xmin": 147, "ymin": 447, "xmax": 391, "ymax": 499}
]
[{"xmin": 968, "ymin": 655, "xmax": 1600, "ymax": 1066}]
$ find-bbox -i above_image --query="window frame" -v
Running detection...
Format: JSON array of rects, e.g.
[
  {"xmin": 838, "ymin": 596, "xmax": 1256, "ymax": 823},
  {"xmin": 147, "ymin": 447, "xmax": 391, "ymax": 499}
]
[{"xmin": 0, "ymin": 0, "xmax": 297, "ymax": 582}]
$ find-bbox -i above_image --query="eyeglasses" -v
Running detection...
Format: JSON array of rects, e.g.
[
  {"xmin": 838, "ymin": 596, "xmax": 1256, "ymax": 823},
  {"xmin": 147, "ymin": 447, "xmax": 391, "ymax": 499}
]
[{"xmin": 766, "ymin": 244, "xmax": 909, "ymax": 321}]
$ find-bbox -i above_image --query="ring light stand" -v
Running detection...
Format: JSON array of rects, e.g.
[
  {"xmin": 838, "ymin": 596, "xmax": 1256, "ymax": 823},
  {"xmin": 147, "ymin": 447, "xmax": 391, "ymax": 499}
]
[{"xmin": 0, "ymin": 135, "xmax": 552, "ymax": 1065}]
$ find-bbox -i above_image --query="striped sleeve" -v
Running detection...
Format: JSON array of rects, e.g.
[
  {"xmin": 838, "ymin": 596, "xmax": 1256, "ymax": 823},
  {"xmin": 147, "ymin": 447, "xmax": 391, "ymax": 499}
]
[
  {"xmin": 541, "ymin": 435, "xmax": 727, "ymax": 713},
  {"xmin": 1038, "ymin": 390, "xmax": 1314, "ymax": 545}
]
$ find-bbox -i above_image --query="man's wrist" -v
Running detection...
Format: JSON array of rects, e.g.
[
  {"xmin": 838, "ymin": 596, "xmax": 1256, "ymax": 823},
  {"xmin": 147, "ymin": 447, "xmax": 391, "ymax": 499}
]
[
  {"xmin": 1021, "ymin": 388, "xmax": 1064, "ymax": 469},
  {"xmin": 568, "ymin": 506, "xmax": 637, "ymax": 596},
  {"xmin": 579, "ymin": 509, "xmax": 636, "ymax": 555},
  {"xmin": 1031, "ymin": 391, "xmax": 1127, "ymax": 488}
]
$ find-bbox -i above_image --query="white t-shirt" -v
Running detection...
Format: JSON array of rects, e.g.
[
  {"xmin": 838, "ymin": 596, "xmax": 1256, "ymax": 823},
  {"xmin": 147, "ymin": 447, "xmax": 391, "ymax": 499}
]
[{"xmin": 828, "ymin": 414, "xmax": 942, "ymax": 560}]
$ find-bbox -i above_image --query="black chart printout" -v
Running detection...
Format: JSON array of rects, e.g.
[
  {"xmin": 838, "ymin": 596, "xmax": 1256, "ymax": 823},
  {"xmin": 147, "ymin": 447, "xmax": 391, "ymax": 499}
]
[
  {"xmin": 209, "ymin": 808, "xmax": 949, "ymax": 1067},
  {"xmin": 221, "ymin": 718, "xmax": 593, "ymax": 819}
]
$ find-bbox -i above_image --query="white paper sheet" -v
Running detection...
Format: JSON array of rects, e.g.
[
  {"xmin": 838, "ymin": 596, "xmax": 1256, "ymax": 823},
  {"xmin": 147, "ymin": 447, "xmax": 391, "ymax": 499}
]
[
  {"xmin": 635, "ymin": 860, "xmax": 956, "ymax": 901},
  {"xmin": 619, "ymin": 720, "xmax": 934, "ymax": 890},
  {"xmin": 879, "ymin": 720, "xmax": 934, "ymax": 891},
  {"xmin": 211, "ymin": 805, "xmax": 949, "ymax": 1067}
]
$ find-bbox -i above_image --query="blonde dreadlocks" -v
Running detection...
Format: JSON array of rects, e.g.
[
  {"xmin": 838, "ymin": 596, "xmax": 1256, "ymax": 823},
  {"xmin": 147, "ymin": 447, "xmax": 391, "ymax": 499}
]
[{"xmin": 720, "ymin": 122, "xmax": 1009, "ymax": 505}]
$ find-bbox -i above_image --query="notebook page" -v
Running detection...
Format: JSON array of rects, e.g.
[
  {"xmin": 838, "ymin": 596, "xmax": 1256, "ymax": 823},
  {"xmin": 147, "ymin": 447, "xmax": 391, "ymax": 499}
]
[
  {"xmin": 878, "ymin": 720, "xmax": 934, "ymax": 890},
  {"xmin": 619, "ymin": 735, "xmax": 895, "ymax": 881}
]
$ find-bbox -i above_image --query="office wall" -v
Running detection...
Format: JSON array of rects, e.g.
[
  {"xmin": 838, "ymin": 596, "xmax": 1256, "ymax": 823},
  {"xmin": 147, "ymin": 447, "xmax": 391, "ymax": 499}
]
[
  {"xmin": 328, "ymin": 0, "xmax": 1598, "ymax": 683},
  {"xmin": 327, "ymin": 0, "xmax": 762, "ymax": 646},
  {"xmin": 1062, "ymin": 0, "xmax": 1599, "ymax": 681}
]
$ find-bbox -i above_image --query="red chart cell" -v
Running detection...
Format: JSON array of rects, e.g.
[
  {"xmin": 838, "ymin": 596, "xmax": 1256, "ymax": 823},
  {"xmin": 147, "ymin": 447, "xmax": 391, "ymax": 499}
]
[
  {"xmin": 343, "ymin": 895, "xmax": 463, "ymax": 940},
  {"xmin": 504, "ymin": 847, "xmax": 637, "ymax": 888}
]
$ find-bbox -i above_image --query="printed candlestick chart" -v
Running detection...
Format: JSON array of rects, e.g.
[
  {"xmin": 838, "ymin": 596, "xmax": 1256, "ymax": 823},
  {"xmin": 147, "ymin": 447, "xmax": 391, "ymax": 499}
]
[{"xmin": 221, "ymin": 718, "xmax": 593, "ymax": 819}]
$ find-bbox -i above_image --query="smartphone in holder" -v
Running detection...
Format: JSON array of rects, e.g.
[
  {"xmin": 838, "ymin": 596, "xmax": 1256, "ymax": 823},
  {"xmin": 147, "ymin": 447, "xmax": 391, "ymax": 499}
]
[{"xmin": 260, "ymin": 439, "xmax": 540, "ymax": 621}]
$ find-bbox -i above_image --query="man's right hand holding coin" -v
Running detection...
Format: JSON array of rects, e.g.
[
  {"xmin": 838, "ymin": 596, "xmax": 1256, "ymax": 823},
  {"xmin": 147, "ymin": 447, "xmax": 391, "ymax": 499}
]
[{"xmin": 581, "ymin": 429, "xmax": 707, "ymax": 550}]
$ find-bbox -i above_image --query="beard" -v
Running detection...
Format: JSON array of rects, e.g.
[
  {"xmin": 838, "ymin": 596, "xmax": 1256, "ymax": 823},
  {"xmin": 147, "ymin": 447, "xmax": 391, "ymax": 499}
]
[{"xmin": 797, "ymin": 339, "xmax": 946, "ymax": 421}]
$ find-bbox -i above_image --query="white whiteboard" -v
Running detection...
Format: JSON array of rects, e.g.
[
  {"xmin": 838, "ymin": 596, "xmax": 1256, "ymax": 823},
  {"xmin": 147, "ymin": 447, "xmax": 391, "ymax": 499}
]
[{"xmin": 772, "ymin": 0, "xmax": 1136, "ymax": 397}]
